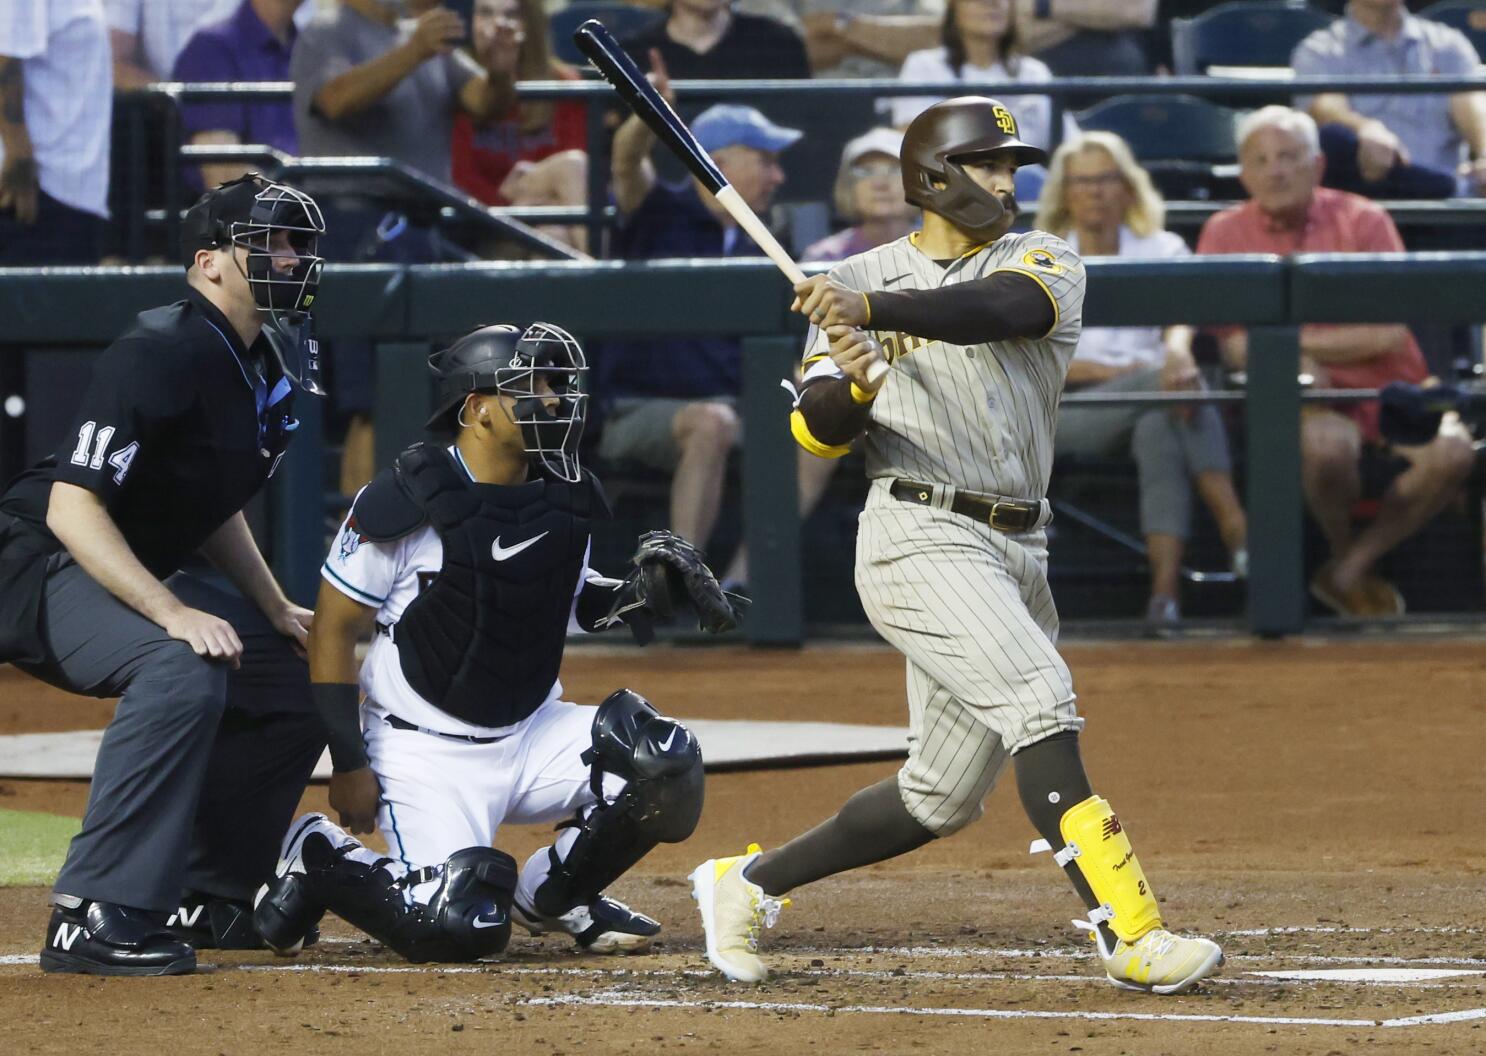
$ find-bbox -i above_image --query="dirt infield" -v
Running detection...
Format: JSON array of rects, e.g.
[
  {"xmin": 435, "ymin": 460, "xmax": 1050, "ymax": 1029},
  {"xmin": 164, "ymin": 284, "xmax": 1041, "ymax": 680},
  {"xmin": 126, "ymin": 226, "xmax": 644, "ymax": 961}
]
[{"xmin": 1, "ymin": 639, "xmax": 1484, "ymax": 1056}]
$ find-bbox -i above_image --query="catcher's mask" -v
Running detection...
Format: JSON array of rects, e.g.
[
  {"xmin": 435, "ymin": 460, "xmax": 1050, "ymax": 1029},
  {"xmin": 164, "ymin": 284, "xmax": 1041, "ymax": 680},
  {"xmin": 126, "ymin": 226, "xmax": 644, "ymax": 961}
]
[
  {"xmin": 900, "ymin": 96, "xmax": 1048, "ymax": 241},
  {"xmin": 426, "ymin": 322, "xmax": 589, "ymax": 483},
  {"xmin": 181, "ymin": 173, "xmax": 328, "ymax": 394}
]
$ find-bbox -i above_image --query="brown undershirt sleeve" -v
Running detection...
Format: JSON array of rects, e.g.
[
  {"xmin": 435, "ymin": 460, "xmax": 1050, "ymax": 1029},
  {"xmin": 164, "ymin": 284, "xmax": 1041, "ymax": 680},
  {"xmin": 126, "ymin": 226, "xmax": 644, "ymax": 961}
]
[{"xmin": 866, "ymin": 270, "xmax": 1056, "ymax": 344}]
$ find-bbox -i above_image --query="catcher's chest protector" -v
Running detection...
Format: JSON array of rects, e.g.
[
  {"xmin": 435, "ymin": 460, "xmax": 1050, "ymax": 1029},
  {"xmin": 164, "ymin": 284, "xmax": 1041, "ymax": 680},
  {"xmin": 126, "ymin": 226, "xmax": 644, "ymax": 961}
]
[{"xmin": 390, "ymin": 446, "xmax": 595, "ymax": 727}]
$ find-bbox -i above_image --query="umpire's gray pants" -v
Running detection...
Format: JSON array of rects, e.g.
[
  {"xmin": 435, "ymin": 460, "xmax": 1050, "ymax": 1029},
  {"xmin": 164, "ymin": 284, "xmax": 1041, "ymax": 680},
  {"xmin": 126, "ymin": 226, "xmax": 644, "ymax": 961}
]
[
  {"xmin": 17, "ymin": 557, "xmax": 323, "ymax": 913},
  {"xmin": 1055, "ymin": 367, "xmax": 1232, "ymax": 539}
]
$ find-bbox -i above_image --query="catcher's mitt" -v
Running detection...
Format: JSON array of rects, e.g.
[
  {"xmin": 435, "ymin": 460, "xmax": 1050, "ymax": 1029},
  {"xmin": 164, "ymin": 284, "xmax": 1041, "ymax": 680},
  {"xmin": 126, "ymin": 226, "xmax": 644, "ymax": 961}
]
[{"xmin": 601, "ymin": 530, "xmax": 743, "ymax": 644}]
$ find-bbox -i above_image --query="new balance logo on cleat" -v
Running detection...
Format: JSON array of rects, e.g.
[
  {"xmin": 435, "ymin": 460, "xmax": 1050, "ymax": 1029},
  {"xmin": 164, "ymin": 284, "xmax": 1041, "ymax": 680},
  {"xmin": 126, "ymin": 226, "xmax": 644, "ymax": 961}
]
[
  {"xmin": 1102, "ymin": 816, "xmax": 1123, "ymax": 839},
  {"xmin": 166, "ymin": 904, "xmax": 205, "ymax": 929},
  {"xmin": 52, "ymin": 922, "xmax": 86, "ymax": 951}
]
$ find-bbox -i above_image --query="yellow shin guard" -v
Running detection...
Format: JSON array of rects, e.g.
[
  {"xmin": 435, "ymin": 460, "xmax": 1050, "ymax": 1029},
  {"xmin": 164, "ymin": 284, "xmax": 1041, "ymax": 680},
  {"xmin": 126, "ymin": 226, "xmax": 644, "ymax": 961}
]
[{"xmin": 1056, "ymin": 795, "xmax": 1162, "ymax": 945}]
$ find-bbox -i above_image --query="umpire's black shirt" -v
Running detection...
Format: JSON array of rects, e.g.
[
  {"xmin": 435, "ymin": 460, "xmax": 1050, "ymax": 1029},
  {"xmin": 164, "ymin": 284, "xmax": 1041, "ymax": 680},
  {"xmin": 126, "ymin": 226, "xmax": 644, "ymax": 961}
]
[{"xmin": 0, "ymin": 287, "xmax": 296, "ymax": 580}]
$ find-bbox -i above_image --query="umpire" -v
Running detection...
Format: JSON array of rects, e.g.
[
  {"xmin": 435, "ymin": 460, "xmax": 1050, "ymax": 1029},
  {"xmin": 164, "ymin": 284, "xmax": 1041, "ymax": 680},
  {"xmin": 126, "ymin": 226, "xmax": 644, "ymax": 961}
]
[{"xmin": 0, "ymin": 174, "xmax": 330, "ymax": 976}]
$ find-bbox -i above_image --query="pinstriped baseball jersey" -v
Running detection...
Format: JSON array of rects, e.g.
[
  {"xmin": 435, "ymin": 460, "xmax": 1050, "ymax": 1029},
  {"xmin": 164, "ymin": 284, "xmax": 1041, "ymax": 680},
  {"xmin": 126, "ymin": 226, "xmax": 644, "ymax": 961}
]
[{"xmin": 803, "ymin": 229, "xmax": 1086, "ymax": 500}]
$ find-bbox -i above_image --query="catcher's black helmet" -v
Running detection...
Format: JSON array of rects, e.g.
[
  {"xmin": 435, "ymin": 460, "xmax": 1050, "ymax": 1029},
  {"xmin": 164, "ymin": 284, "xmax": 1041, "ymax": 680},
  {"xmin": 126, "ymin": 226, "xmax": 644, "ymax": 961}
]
[
  {"xmin": 900, "ymin": 96, "xmax": 1048, "ymax": 239},
  {"xmin": 425, "ymin": 322, "xmax": 588, "ymax": 482}
]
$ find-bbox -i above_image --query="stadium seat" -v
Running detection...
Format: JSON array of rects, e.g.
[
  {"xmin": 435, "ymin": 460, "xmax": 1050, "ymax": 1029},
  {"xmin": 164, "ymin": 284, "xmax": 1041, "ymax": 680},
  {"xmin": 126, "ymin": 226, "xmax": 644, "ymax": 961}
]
[
  {"xmin": 1075, "ymin": 94, "xmax": 1241, "ymax": 163},
  {"xmin": 550, "ymin": 3, "xmax": 665, "ymax": 67},
  {"xmin": 1171, "ymin": 1, "xmax": 1333, "ymax": 75},
  {"xmin": 1421, "ymin": 1, "xmax": 1486, "ymax": 57}
]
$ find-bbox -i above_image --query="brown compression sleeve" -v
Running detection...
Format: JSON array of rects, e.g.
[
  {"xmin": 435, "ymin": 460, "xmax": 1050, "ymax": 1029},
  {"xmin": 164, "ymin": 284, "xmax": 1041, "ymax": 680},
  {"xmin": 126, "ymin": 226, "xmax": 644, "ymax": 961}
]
[
  {"xmin": 746, "ymin": 777, "xmax": 935, "ymax": 896},
  {"xmin": 867, "ymin": 270, "xmax": 1056, "ymax": 344},
  {"xmin": 797, "ymin": 374, "xmax": 873, "ymax": 448}
]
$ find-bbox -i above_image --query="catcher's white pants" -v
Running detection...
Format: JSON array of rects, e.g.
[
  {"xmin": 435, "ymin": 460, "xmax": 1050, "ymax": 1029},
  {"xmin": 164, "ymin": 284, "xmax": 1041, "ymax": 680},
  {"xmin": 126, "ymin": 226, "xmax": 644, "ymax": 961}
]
[{"xmin": 361, "ymin": 697, "xmax": 621, "ymax": 906}]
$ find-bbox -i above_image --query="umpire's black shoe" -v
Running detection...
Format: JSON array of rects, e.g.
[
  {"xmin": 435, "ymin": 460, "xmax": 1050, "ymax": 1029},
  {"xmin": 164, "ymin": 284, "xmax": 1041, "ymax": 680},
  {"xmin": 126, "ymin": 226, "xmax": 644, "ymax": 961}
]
[{"xmin": 40, "ymin": 901, "xmax": 196, "ymax": 976}]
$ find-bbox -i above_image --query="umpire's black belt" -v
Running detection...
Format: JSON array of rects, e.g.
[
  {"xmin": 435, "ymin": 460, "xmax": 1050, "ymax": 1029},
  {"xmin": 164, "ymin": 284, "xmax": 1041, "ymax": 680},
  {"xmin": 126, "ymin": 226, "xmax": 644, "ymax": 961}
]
[{"xmin": 890, "ymin": 479, "xmax": 1045, "ymax": 533}]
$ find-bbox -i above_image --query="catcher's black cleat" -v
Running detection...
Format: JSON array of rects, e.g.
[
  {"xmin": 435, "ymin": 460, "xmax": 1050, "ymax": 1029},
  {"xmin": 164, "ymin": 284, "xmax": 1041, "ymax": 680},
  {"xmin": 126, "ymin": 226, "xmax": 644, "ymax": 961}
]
[
  {"xmin": 165, "ymin": 892, "xmax": 267, "ymax": 950},
  {"xmin": 513, "ymin": 894, "xmax": 661, "ymax": 954},
  {"xmin": 41, "ymin": 901, "xmax": 196, "ymax": 976},
  {"xmin": 253, "ymin": 816, "xmax": 334, "ymax": 956}
]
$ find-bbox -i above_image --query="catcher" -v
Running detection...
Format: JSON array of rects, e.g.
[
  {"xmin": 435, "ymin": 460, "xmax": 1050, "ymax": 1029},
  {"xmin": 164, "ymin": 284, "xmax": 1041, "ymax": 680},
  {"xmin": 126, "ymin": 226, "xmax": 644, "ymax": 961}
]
[{"xmin": 253, "ymin": 322, "xmax": 739, "ymax": 962}]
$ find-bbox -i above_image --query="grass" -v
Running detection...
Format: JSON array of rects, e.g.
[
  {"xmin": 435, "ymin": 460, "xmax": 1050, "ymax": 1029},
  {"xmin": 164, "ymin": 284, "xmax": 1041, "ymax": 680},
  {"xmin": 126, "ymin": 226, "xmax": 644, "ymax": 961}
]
[{"xmin": 0, "ymin": 808, "xmax": 79, "ymax": 886}]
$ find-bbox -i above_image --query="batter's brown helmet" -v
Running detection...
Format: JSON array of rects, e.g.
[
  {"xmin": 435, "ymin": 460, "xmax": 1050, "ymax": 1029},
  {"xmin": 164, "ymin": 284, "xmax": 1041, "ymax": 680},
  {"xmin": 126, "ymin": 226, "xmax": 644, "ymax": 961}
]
[{"xmin": 901, "ymin": 96, "xmax": 1049, "ymax": 239}]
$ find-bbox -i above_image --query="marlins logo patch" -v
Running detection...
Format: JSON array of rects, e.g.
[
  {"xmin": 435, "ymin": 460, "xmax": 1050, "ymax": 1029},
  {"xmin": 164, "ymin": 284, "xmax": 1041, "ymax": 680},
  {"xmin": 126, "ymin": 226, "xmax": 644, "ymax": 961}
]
[
  {"xmin": 1021, "ymin": 247, "xmax": 1065, "ymax": 275},
  {"xmin": 337, "ymin": 520, "xmax": 363, "ymax": 560}
]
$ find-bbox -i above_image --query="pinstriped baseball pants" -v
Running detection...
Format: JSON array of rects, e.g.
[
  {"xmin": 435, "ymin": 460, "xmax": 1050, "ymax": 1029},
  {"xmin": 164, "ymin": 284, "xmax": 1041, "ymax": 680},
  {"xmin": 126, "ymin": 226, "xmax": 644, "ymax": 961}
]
[{"xmin": 855, "ymin": 478, "xmax": 1084, "ymax": 836}]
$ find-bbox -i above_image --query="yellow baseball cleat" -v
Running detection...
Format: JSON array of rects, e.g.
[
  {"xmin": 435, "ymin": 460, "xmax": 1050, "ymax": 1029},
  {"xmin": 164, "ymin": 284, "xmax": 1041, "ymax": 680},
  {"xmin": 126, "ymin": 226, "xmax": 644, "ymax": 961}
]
[
  {"xmin": 1076, "ymin": 919, "xmax": 1224, "ymax": 995},
  {"xmin": 689, "ymin": 844, "xmax": 788, "ymax": 983}
]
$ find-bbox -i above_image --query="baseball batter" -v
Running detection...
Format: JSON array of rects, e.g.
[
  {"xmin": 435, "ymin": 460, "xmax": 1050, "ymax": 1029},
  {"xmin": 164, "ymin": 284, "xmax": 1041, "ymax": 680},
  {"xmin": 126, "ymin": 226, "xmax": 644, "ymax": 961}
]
[
  {"xmin": 252, "ymin": 322, "xmax": 739, "ymax": 963},
  {"xmin": 690, "ymin": 97, "xmax": 1224, "ymax": 994}
]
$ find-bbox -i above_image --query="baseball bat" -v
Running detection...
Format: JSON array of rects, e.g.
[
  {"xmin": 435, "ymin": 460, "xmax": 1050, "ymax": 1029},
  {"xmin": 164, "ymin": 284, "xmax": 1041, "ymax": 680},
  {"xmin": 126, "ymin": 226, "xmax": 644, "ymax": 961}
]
[{"xmin": 572, "ymin": 19, "xmax": 888, "ymax": 385}]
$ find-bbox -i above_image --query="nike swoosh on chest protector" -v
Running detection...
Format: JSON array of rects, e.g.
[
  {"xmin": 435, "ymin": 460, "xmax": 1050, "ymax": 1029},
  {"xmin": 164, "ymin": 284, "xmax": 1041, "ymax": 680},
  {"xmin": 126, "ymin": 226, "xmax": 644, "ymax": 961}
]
[{"xmin": 491, "ymin": 531, "xmax": 550, "ymax": 561}]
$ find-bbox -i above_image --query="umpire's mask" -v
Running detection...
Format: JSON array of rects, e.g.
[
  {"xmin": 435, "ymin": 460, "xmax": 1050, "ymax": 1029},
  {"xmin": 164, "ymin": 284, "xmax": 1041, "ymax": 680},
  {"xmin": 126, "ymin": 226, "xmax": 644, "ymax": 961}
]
[
  {"xmin": 426, "ymin": 322, "xmax": 589, "ymax": 483},
  {"xmin": 182, "ymin": 173, "xmax": 329, "ymax": 394}
]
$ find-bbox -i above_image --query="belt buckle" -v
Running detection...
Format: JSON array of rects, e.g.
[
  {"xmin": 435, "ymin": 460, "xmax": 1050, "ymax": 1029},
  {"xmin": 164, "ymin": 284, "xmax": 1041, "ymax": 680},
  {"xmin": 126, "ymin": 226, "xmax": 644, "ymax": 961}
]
[{"xmin": 988, "ymin": 500, "xmax": 1019, "ymax": 532}]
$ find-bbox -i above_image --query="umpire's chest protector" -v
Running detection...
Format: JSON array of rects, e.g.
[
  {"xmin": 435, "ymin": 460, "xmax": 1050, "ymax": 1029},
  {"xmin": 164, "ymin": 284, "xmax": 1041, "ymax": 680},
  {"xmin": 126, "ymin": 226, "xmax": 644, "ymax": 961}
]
[{"xmin": 357, "ymin": 444, "xmax": 602, "ymax": 728}]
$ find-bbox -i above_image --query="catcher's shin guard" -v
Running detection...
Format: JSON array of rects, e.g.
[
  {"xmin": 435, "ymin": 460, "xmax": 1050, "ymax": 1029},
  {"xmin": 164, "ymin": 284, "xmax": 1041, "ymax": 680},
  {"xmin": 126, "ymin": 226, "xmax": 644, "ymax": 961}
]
[
  {"xmin": 313, "ymin": 842, "xmax": 517, "ymax": 964},
  {"xmin": 533, "ymin": 690, "xmax": 703, "ymax": 917},
  {"xmin": 1051, "ymin": 795, "xmax": 1162, "ymax": 945}
]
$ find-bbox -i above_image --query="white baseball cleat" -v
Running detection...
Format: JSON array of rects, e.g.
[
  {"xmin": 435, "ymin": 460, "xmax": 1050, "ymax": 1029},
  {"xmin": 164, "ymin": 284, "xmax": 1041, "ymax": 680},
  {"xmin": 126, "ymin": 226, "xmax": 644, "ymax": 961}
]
[
  {"xmin": 1076, "ymin": 920, "xmax": 1224, "ymax": 995},
  {"xmin": 690, "ymin": 843, "xmax": 788, "ymax": 984}
]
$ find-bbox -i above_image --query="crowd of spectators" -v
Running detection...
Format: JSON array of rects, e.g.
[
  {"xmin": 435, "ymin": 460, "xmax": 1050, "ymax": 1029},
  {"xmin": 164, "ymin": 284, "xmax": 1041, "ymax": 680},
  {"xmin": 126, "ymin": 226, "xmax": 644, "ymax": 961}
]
[
  {"xmin": 1037, "ymin": 131, "xmax": 1248, "ymax": 629},
  {"xmin": 3, "ymin": 0, "xmax": 1484, "ymax": 618}
]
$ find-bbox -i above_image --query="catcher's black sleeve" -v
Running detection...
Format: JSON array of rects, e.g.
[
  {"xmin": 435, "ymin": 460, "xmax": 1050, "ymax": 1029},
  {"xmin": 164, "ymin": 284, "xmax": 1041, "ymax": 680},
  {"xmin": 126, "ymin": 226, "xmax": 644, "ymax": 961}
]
[
  {"xmin": 312, "ymin": 682, "xmax": 368, "ymax": 771},
  {"xmin": 865, "ymin": 270, "xmax": 1055, "ymax": 344},
  {"xmin": 797, "ymin": 375, "xmax": 873, "ymax": 448},
  {"xmin": 574, "ymin": 578, "xmax": 624, "ymax": 633}
]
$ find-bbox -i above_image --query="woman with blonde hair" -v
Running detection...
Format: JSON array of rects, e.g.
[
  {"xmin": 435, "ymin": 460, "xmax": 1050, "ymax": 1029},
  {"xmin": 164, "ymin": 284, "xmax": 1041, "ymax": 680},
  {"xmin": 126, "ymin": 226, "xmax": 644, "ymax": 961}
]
[
  {"xmin": 802, "ymin": 127, "xmax": 917, "ymax": 262},
  {"xmin": 1036, "ymin": 131, "xmax": 1247, "ymax": 632}
]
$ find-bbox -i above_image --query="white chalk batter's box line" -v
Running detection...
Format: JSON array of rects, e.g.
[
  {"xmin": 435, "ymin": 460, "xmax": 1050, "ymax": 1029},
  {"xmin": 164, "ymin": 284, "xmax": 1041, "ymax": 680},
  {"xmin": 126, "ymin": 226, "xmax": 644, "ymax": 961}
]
[
  {"xmin": 831, "ymin": 944, "xmax": 1486, "ymax": 967},
  {"xmin": 239, "ymin": 963, "xmax": 1486, "ymax": 990},
  {"xmin": 522, "ymin": 989, "xmax": 1486, "ymax": 1030},
  {"xmin": 5, "ymin": 952, "xmax": 1486, "ymax": 989}
]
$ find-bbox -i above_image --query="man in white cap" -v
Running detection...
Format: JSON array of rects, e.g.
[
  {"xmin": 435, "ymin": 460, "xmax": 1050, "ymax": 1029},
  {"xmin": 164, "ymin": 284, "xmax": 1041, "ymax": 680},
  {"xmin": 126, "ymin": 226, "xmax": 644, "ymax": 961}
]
[{"xmin": 804, "ymin": 126, "xmax": 916, "ymax": 261}]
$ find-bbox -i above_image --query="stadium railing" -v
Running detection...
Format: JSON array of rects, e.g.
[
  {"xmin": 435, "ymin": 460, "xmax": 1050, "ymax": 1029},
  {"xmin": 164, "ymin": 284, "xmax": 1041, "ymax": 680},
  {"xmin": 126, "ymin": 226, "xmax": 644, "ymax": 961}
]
[
  {"xmin": 130, "ymin": 73, "xmax": 1486, "ymax": 257},
  {"xmin": 4, "ymin": 252, "xmax": 1483, "ymax": 641}
]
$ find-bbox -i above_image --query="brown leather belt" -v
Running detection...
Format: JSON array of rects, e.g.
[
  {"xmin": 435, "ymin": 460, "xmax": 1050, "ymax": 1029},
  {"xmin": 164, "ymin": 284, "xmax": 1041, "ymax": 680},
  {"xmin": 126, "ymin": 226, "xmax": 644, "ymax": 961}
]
[{"xmin": 889, "ymin": 479, "xmax": 1043, "ymax": 533}]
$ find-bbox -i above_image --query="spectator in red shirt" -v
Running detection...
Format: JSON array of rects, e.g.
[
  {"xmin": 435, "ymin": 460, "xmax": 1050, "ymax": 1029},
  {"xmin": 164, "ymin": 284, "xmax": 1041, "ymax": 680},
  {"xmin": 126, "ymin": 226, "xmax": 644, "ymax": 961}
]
[
  {"xmin": 451, "ymin": 0, "xmax": 587, "ymax": 238},
  {"xmin": 1196, "ymin": 105, "xmax": 1474, "ymax": 618}
]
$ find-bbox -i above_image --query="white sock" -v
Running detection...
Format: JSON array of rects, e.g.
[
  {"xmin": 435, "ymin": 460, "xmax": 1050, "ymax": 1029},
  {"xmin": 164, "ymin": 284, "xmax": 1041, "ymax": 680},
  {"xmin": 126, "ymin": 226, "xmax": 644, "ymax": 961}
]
[{"xmin": 515, "ymin": 826, "xmax": 582, "ymax": 914}]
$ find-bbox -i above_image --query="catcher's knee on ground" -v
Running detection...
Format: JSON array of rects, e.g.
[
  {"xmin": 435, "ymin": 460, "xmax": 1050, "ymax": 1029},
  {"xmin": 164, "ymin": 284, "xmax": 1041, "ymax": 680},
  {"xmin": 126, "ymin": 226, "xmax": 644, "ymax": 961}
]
[
  {"xmin": 296, "ymin": 838, "xmax": 518, "ymax": 963},
  {"xmin": 529, "ymin": 689, "xmax": 703, "ymax": 917}
]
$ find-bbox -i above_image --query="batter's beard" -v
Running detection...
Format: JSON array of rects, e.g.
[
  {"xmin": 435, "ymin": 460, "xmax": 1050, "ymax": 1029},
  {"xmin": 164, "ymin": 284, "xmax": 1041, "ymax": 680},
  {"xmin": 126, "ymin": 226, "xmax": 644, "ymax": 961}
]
[{"xmin": 998, "ymin": 192, "xmax": 1019, "ymax": 218}]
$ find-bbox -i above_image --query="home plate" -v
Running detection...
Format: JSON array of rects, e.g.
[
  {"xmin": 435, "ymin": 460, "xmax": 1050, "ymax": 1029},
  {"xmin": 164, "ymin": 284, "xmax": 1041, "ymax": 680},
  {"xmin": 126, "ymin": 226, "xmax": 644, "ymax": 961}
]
[
  {"xmin": 1250, "ymin": 969, "xmax": 1486, "ymax": 983},
  {"xmin": 0, "ymin": 720, "xmax": 908, "ymax": 780}
]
